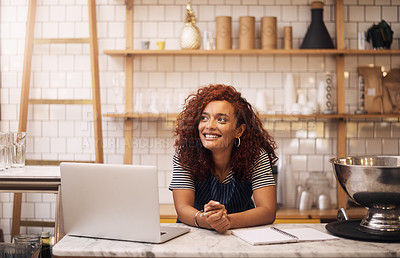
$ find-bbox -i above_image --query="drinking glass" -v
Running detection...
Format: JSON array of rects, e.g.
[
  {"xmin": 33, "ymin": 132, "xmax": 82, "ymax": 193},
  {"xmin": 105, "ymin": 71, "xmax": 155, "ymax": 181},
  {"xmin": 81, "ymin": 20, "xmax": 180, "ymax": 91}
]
[
  {"xmin": 11, "ymin": 132, "xmax": 27, "ymax": 168},
  {"xmin": 5, "ymin": 132, "xmax": 13, "ymax": 169},
  {"xmin": 358, "ymin": 31, "xmax": 366, "ymax": 50},
  {"xmin": 141, "ymin": 41, "xmax": 150, "ymax": 50},
  {"xmin": 156, "ymin": 41, "xmax": 165, "ymax": 50},
  {"xmin": 0, "ymin": 133, "xmax": 7, "ymax": 171},
  {"xmin": 203, "ymin": 31, "xmax": 215, "ymax": 50}
]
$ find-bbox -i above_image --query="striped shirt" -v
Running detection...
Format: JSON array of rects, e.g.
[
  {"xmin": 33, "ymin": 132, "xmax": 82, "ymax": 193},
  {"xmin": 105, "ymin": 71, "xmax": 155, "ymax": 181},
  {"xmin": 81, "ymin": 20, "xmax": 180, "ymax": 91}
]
[{"xmin": 169, "ymin": 149, "xmax": 275, "ymax": 214}]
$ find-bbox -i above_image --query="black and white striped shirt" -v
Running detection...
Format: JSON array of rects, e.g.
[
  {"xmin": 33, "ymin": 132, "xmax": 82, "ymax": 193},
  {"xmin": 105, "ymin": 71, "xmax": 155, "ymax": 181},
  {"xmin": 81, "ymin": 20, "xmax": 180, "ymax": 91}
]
[{"xmin": 169, "ymin": 149, "xmax": 275, "ymax": 214}]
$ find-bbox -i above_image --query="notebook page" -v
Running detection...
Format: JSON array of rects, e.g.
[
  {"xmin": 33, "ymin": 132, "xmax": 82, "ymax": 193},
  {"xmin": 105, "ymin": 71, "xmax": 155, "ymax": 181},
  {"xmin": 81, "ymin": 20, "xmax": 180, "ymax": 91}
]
[
  {"xmin": 232, "ymin": 227, "xmax": 298, "ymax": 245},
  {"xmin": 283, "ymin": 228, "xmax": 338, "ymax": 241}
]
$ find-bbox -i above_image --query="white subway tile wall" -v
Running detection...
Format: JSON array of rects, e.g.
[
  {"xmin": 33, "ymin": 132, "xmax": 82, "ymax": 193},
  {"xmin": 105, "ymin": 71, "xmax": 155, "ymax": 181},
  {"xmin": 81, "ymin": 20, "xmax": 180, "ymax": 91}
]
[{"xmin": 1, "ymin": 0, "xmax": 400, "ymax": 241}]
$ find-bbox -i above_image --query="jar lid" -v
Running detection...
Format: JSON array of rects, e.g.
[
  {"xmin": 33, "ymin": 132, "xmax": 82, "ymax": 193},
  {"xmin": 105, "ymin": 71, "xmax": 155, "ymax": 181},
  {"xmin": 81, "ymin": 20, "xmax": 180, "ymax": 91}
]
[
  {"xmin": 311, "ymin": 1, "xmax": 324, "ymax": 9},
  {"xmin": 14, "ymin": 234, "xmax": 40, "ymax": 243},
  {"xmin": 41, "ymin": 232, "xmax": 50, "ymax": 238}
]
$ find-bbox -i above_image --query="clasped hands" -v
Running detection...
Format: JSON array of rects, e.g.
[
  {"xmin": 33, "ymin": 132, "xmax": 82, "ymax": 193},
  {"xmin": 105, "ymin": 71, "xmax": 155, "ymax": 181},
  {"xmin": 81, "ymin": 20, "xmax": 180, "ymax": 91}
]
[{"xmin": 201, "ymin": 200, "xmax": 230, "ymax": 233}]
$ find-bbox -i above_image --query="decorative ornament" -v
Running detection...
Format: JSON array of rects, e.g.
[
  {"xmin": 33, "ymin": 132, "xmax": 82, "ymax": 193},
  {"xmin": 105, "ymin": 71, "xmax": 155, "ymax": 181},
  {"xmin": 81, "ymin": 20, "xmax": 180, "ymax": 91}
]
[{"xmin": 180, "ymin": 2, "xmax": 201, "ymax": 50}]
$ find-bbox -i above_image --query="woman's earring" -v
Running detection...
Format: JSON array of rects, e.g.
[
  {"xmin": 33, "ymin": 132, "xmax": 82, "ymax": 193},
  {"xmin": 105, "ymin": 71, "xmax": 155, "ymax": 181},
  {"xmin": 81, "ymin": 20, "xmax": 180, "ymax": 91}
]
[{"xmin": 235, "ymin": 137, "xmax": 241, "ymax": 148}]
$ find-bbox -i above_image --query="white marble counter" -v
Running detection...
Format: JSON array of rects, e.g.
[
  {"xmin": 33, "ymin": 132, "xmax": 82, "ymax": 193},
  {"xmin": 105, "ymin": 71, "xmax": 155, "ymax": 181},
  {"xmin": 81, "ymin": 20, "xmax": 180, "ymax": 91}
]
[
  {"xmin": 0, "ymin": 166, "xmax": 60, "ymax": 192},
  {"xmin": 0, "ymin": 165, "xmax": 60, "ymax": 178},
  {"xmin": 52, "ymin": 223, "xmax": 400, "ymax": 257}
]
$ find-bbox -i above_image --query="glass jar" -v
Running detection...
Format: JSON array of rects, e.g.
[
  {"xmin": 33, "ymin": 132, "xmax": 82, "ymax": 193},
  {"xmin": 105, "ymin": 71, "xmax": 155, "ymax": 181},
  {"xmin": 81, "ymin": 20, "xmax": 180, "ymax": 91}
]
[
  {"xmin": 40, "ymin": 232, "xmax": 52, "ymax": 258},
  {"xmin": 305, "ymin": 171, "xmax": 330, "ymax": 208},
  {"xmin": 14, "ymin": 234, "xmax": 40, "ymax": 258}
]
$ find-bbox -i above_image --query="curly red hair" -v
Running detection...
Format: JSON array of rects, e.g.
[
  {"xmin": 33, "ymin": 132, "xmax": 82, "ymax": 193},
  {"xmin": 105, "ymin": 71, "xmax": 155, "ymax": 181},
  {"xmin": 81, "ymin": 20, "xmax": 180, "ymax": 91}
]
[{"xmin": 174, "ymin": 84, "xmax": 278, "ymax": 181}]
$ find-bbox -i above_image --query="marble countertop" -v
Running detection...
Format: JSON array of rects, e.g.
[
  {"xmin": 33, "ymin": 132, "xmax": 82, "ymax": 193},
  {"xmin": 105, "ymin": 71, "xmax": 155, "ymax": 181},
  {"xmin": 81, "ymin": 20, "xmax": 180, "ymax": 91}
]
[
  {"xmin": 0, "ymin": 166, "xmax": 60, "ymax": 192},
  {"xmin": 52, "ymin": 223, "xmax": 400, "ymax": 257},
  {"xmin": 0, "ymin": 166, "xmax": 60, "ymax": 178}
]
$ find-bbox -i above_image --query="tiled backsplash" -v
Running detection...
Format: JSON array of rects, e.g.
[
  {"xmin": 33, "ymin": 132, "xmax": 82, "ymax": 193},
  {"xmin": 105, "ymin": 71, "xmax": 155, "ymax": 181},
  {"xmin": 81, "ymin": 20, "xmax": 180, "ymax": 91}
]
[{"xmin": 1, "ymin": 0, "xmax": 400, "ymax": 241}]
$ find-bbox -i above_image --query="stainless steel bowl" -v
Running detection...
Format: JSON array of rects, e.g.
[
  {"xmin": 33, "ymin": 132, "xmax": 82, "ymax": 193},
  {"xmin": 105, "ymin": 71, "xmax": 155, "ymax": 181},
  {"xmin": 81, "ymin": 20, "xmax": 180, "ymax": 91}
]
[{"xmin": 330, "ymin": 156, "xmax": 400, "ymax": 235}]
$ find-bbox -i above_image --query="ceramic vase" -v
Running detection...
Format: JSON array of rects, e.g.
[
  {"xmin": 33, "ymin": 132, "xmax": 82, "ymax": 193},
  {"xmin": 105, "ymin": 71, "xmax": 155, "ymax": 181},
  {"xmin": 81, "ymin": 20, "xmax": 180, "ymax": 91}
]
[
  {"xmin": 239, "ymin": 16, "xmax": 255, "ymax": 50},
  {"xmin": 216, "ymin": 16, "xmax": 232, "ymax": 50},
  {"xmin": 300, "ymin": 1, "xmax": 334, "ymax": 49},
  {"xmin": 284, "ymin": 26, "xmax": 293, "ymax": 50},
  {"xmin": 261, "ymin": 17, "xmax": 277, "ymax": 49}
]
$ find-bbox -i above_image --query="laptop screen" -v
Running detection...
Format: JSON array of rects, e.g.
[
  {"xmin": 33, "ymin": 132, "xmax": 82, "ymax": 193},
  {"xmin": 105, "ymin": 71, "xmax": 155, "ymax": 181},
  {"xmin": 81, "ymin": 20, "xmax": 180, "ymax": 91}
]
[{"xmin": 60, "ymin": 162, "xmax": 162, "ymax": 242}]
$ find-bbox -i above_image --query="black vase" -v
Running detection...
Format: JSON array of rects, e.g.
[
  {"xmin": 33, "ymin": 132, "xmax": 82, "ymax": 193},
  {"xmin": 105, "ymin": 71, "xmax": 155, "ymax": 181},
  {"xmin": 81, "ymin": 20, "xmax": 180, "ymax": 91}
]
[{"xmin": 300, "ymin": 1, "xmax": 334, "ymax": 49}]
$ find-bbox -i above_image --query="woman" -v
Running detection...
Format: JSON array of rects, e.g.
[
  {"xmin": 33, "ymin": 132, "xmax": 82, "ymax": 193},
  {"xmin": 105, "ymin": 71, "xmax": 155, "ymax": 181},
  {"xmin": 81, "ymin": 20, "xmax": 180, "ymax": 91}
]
[{"xmin": 169, "ymin": 84, "xmax": 278, "ymax": 233}]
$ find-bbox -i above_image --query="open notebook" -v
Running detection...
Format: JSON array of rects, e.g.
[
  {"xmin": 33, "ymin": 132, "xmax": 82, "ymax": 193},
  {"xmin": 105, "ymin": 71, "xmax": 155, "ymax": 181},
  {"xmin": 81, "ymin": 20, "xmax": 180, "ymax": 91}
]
[{"xmin": 232, "ymin": 226, "xmax": 338, "ymax": 245}]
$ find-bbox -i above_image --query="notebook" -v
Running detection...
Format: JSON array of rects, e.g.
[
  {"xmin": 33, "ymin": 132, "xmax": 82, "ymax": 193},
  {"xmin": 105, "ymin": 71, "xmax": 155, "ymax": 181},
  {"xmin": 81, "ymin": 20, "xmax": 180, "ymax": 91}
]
[
  {"xmin": 60, "ymin": 162, "xmax": 190, "ymax": 243},
  {"xmin": 232, "ymin": 226, "xmax": 338, "ymax": 245}
]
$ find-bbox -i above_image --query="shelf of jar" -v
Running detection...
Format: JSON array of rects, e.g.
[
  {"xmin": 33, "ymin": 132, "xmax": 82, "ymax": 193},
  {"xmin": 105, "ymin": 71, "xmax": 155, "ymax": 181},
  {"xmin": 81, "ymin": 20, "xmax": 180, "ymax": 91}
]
[
  {"xmin": 103, "ymin": 112, "xmax": 400, "ymax": 120},
  {"xmin": 103, "ymin": 49, "xmax": 400, "ymax": 56}
]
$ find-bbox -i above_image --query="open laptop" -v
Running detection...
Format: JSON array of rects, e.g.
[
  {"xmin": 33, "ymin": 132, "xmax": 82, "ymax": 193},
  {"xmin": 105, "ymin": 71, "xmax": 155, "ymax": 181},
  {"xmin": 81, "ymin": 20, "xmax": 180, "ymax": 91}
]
[{"xmin": 60, "ymin": 162, "xmax": 190, "ymax": 243}]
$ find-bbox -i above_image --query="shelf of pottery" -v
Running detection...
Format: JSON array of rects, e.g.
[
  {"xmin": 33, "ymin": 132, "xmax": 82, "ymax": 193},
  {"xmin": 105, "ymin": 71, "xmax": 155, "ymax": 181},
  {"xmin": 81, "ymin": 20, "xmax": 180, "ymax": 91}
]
[{"xmin": 104, "ymin": 0, "xmax": 400, "ymax": 209}]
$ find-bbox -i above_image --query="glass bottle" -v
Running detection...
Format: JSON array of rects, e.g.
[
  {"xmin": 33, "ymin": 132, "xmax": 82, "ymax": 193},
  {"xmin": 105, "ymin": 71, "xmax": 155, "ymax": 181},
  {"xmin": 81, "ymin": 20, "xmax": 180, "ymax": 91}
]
[
  {"xmin": 40, "ymin": 232, "xmax": 52, "ymax": 258},
  {"xmin": 355, "ymin": 75, "xmax": 368, "ymax": 114},
  {"xmin": 300, "ymin": 1, "xmax": 334, "ymax": 49}
]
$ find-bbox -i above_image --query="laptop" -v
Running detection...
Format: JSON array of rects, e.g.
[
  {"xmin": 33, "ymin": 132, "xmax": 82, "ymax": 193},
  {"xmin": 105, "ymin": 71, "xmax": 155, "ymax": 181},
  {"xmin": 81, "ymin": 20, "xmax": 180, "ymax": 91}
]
[{"xmin": 60, "ymin": 162, "xmax": 190, "ymax": 243}]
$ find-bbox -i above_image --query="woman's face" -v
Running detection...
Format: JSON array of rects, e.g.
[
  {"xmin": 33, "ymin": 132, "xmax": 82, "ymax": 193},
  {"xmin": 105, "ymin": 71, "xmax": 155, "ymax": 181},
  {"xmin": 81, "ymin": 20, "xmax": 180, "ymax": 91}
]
[{"xmin": 198, "ymin": 100, "xmax": 245, "ymax": 153}]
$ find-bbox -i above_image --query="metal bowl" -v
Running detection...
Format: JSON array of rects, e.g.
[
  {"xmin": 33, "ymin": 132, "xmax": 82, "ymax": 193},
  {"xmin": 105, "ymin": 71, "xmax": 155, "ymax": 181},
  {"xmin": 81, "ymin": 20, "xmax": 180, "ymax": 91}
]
[{"xmin": 330, "ymin": 156, "xmax": 400, "ymax": 235}]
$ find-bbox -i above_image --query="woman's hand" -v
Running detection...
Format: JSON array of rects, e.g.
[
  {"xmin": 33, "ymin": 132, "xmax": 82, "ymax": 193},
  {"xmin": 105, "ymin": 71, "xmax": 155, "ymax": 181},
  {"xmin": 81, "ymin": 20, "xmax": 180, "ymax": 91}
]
[{"xmin": 202, "ymin": 200, "xmax": 231, "ymax": 233}]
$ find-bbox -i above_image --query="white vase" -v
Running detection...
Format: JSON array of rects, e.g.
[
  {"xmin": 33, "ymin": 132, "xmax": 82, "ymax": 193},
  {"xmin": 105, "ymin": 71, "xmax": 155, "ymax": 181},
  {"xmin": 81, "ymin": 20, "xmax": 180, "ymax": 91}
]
[{"xmin": 180, "ymin": 22, "xmax": 201, "ymax": 50}]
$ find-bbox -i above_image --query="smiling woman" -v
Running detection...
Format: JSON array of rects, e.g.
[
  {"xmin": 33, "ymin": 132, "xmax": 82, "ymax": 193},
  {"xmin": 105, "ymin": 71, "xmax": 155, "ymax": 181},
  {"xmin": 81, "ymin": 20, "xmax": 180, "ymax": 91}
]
[
  {"xmin": 169, "ymin": 84, "xmax": 278, "ymax": 233},
  {"xmin": 198, "ymin": 100, "xmax": 245, "ymax": 157}
]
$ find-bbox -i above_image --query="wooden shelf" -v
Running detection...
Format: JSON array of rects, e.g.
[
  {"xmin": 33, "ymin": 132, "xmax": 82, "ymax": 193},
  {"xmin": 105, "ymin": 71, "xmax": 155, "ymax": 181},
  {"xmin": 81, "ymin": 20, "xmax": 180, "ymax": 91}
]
[
  {"xmin": 344, "ymin": 114, "xmax": 400, "ymax": 119},
  {"xmin": 104, "ymin": 49, "xmax": 341, "ymax": 56},
  {"xmin": 341, "ymin": 49, "xmax": 400, "ymax": 55},
  {"xmin": 259, "ymin": 114, "xmax": 342, "ymax": 120},
  {"xmin": 159, "ymin": 204, "xmax": 367, "ymax": 221},
  {"xmin": 103, "ymin": 112, "xmax": 400, "ymax": 121},
  {"xmin": 276, "ymin": 207, "xmax": 367, "ymax": 220},
  {"xmin": 103, "ymin": 112, "xmax": 178, "ymax": 120},
  {"xmin": 103, "ymin": 113, "xmax": 342, "ymax": 120},
  {"xmin": 261, "ymin": 114, "xmax": 398, "ymax": 120},
  {"xmin": 104, "ymin": 48, "xmax": 400, "ymax": 56}
]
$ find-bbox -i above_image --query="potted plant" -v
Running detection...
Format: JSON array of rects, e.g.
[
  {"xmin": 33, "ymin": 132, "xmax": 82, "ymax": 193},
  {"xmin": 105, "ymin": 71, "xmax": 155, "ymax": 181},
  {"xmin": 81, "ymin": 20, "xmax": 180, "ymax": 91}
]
[{"xmin": 366, "ymin": 20, "xmax": 393, "ymax": 49}]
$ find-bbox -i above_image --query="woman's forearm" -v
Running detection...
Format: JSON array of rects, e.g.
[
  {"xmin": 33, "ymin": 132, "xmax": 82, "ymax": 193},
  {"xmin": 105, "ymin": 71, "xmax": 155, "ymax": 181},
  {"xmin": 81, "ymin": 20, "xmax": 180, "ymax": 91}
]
[
  {"xmin": 228, "ymin": 206, "xmax": 276, "ymax": 229},
  {"xmin": 175, "ymin": 204, "xmax": 212, "ymax": 229}
]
